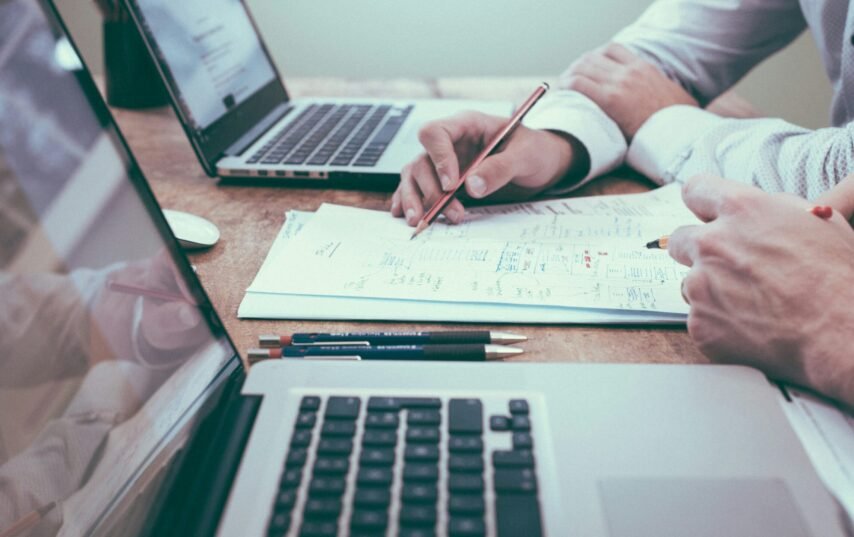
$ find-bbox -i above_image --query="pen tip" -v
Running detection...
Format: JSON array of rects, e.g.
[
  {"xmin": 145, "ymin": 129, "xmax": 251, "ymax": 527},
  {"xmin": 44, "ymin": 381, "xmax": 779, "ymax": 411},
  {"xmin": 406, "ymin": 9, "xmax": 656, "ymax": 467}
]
[
  {"xmin": 645, "ymin": 240, "xmax": 658, "ymax": 249},
  {"xmin": 410, "ymin": 222, "xmax": 427, "ymax": 240}
]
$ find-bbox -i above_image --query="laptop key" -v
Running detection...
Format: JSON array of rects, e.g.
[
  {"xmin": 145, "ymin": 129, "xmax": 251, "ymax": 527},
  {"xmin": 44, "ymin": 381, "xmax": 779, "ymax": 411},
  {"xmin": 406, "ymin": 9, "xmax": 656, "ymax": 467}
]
[
  {"xmin": 274, "ymin": 489, "xmax": 297, "ymax": 510},
  {"xmin": 350, "ymin": 509, "xmax": 388, "ymax": 531},
  {"xmin": 365, "ymin": 412, "xmax": 400, "ymax": 429},
  {"xmin": 400, "ymin": 397, "xmax": 442, "ymax": 409},
  {"xmin": 402, "ymin": 463, "xmax": 439, "ymax": 482},
  {"xmin": 399, "ymin": 504, "xmax": 437, "ymax": 526},
  {"xmin": 362, "ymin": 430, "xmax": 397, "ymax": 447},
  {"xmin": 493, "ymin": 468, "xmax": 537, "ymax": 494},
  {"xmin": 281, "ymin": 468, "xmax": 302, "ymax": 487},
  {"xmin": 367, "ymin": 397, "xmax": 402, "ymax": 411},
  {"xmin": 448, "ymin": 399, "xmax": 483, "ymax": 435},
  {"xmin": 286, "ymin": 449, "xmax": 308, "ymax": 467},
  {"xmin": 508, "ymin": 399, "xmax": 529, "ymax": 414},
  {"xmin": 495, "ymin": 494, "xmax": 543, "ymax": 537},
  {"xmin": 300, "ymin": 396, "xmax": 321, "ymax": 410},
  {"xmin": 448, "ymin": 495, "xmax": 485, "ymax": 515},
  {"xmin": 304, "ymin": 498, "xmax": 342, "ymax": 519},
  {"xmin": 308, "ymin": 477, "xmax": 346, "ymax": 496},
  {"xmin": 357, "ymin": 467, "xmax": 393, "ymax": 487},
  {"xmin": 511, "ymin": 415, "xmax": 531, "ymax": 431},
  {"xmin": 489, "ymin": 416, "xmax": 511, "ymax": 431},
  {"xmin": 313, "ymin": 457, "xmax": 349, "ymax": 475},
  {"xmin": 267, "ymin": 512, "xmax": 290, "ymax": 535},
  {"xmin": 321, "ymin": 421, "xmax": 356, "ymax": 437},
  {"xmin": 299, "ymin": 520, "xmax": 338, "ymax": 537},
  {"xmin": 492, "ymin": 450, "xmax": 534, "ymax": 468},
  {"xmin": 399, "ymin": 528, "xmax": 436, "ymax": 537},
  {"xmin": 291, "ymin": 430, "xmax": 313, "ymax": 447},
  {"xmin": 406, "ymin": 427, "xmax": 440, "ymax": 443},
  {"xmin": 448, "ymin": 436, "xmax": 483, "ymax": 453},
  {"xmin": 402, "ymin": 483, "xmax": 438, "ymax": 503},
  {"xmin": 405, "ymin": 444, "xmax": 440, "ymax": 462},
  {"xmin": 325, "ymin": 396, "xmax": 361, "ymax": 420},
  {"xmin": 448, "ymin": 455, "xmax": 484, "ymax": 473},
  {"xmin": 448, "ymin": 474, "xmax": 484, "ymax": 493},
  {"xmin": 317, "ymin": 438, "xmax": 353, "ymax": 455},
  {"xmin": 408, "ymin": 410, "xmax": 441, "ymax": 426},
  {"xmin": 295, "ymin": 412, "xmax": 317, "ymax": 428},
  {"xmin": 512, "ymin": 432, "xmax": 534, "ymax": 450},
  {"xmin": 360, "ymin": 447, "xmax": 395, "ymax": 466},
  {"xmin": 354, "ymin": 488, "xmax": 392, "ymax": 508},
  {"xmin": 448, "ymin": 516, "xmax": 485, "ymax": 537}
]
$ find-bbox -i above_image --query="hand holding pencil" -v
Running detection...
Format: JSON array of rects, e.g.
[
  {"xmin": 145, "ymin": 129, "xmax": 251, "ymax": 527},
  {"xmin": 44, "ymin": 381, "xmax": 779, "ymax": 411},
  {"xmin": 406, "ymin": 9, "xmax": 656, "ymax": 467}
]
[{"xmin": 391, "ymin": 83, "xmax": 588, "ymax": 229}]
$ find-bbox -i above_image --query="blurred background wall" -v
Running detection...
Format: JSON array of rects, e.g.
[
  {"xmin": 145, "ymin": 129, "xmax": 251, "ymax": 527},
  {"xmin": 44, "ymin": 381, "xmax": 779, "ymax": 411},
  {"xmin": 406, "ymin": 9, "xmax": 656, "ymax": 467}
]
[{"xmin": 56, "ymin": 0, "xmax": 832, "ymax": 129}]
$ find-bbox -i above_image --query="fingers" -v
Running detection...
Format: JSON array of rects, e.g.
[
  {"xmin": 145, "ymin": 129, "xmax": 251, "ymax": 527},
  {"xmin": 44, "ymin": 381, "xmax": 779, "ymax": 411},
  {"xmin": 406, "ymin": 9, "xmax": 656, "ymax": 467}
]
[
  {"xmin": 563, "ymin": 73, "xmax": 606, "ymax": 103},
  {"xmin": 465, "ymin": 150, "xmax": 520, "ymax": 199},
  {"xmin": 681, "ymin": 174, "xmax": 760, "ymax": 222},
  {"xmin": 417, "ymin": 112, "xmax": 486, "ymax": 190},
  {"xmin": 815, "ymin": 174, "xmax": 854, "ymax": 221},
  {"xmin": 396, "ymin": 156, "xmax": 465, "ymax": 226},
  {"xmin": 602, "ymin": 42, "xmax": 637, "ymax": 64},
  {"xmin": 567, "ymin": 53, "xmax": 621, "ymax": 83},
  {"xmin": 666, "ymin": 224, "xmax": 702, "ymax": 267}
]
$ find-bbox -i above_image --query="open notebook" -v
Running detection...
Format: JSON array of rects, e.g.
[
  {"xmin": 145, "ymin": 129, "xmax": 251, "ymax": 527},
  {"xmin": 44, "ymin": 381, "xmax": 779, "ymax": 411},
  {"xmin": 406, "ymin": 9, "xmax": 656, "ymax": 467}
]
[{"xmin": 239, "ymin": 185, "xmax": 699, "ymax": 324}]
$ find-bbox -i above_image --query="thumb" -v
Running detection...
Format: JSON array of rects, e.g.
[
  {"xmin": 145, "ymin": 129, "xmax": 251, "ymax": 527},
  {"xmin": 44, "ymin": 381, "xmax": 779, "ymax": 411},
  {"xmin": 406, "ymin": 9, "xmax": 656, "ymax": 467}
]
[
  {"xmin": 815, "ymin": 175, "xmax": 854, "ymax": 222},
  {"xmin": 464, "ymin": 152, "xmax": 517, "ymax": 199}
]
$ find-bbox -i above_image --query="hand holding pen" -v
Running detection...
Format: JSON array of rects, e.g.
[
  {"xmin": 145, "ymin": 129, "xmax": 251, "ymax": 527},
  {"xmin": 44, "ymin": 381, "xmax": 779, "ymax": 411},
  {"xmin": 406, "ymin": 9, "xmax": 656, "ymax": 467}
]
[{"xmin": 391, "ymin": 83, "xmax": 584, "ymax": 229}]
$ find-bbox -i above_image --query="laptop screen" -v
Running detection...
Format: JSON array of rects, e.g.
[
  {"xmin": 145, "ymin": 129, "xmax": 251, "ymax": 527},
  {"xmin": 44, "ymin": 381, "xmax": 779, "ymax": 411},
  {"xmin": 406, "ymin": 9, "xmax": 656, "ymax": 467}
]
[
  {"xmin": 129, "ymin": 0, "xmax": 276, "ymax": 132},
  {"xmin": 0, "ymin": 0, "xmax": 237, "ymax": 535},
  {"xmin": 126, "ymin": 0, "xmax": 290, "ymax": 175}
]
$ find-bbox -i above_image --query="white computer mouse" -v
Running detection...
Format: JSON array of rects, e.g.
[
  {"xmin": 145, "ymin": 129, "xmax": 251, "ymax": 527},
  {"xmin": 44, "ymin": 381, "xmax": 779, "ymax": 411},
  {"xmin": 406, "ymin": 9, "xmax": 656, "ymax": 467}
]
[{"xmin": 162, "ymin": 209, "xmax": 220, "ymax": 250}]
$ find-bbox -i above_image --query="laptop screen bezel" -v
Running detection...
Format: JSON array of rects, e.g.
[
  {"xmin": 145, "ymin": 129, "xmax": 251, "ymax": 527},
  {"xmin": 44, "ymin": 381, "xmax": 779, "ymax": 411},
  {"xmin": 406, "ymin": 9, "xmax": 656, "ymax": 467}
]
[
  {"xmin": 31, "ymin": 0, "xmax": 249, "ymax": 531},
  {"xmin": 122, "ymin": 0, "xmax": 291, "ymax": 177}
]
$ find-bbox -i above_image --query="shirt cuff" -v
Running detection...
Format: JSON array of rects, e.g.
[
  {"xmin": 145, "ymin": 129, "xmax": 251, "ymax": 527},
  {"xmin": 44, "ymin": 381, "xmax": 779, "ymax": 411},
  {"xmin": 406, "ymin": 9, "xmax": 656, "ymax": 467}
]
[
  {"xmin": 628, "ymin": 105, "xmax": 726, "ymax": 184},
  {"xmin": 522, "ymin": 90, "xmax": 628, "ymax": 193}
]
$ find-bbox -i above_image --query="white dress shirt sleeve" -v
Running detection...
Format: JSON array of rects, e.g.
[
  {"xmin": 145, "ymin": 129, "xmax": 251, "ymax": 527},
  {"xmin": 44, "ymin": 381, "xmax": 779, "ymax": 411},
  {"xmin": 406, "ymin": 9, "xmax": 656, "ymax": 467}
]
[
  {"xmin": 629, "ymin": 105, "xmax": 854, "ymax": 198},
  {"xmin": 523, "ymin": 90, "xmax": 628, "ymax": 194}
]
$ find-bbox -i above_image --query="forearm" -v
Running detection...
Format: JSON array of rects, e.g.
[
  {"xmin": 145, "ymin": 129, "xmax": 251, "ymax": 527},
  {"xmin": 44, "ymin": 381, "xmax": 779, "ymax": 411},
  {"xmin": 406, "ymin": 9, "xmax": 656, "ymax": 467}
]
[
  {"xmin": 628, "ymin": 106, "xmax": 854, "ymax": 198},
  {"xmin": 611, "ymin": 0, "xmax": 805, "ymax": 104}
]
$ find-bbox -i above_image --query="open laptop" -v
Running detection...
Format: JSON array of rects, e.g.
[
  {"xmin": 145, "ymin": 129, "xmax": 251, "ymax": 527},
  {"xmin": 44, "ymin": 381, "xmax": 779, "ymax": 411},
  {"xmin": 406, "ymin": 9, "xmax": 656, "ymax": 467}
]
[
  {"xmin": 121, "ymin": 0, "xmax": 511, "ymax": 189},
  {"xmin": 0, "ymin": 1, "xmax": 849, "ymax": 536}
]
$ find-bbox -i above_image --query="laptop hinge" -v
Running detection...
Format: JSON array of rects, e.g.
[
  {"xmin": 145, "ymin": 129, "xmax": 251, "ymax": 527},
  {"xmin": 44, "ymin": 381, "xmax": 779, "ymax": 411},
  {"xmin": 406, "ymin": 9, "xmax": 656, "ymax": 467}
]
[
  {"xmin": 143, "ymin": 365, "xmax": 261, "ymax": 537},
  {"xmin": 224, "ymin": 103, "xmax": 292, "ymax": 157}
]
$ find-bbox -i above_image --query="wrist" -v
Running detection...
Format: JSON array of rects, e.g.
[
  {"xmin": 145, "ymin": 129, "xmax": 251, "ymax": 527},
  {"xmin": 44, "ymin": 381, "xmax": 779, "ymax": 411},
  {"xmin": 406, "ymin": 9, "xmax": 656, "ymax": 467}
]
[
  {"xmin": 800, "ymin": 302, "xmax": 854, "ymax": 410},
  {"xmin": 543, "ymin": 130, "xmax": 590, "ymax": 191}
]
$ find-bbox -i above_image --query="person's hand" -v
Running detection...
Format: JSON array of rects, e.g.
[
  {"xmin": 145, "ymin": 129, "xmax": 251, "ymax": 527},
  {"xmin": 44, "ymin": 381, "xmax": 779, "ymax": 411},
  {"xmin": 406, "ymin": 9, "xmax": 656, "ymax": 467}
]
[
  {"xmin": 390, "ymin": 111, "xmax": 586, "ymax": 226},
  {"xmin": 560, "ymin": 43, "xmax": 699, "ymax": 140},
  {"xmin": 91, "ymin": 250, "xmax": 209, "ymax": 366},
  {"xmin": 815, "ymin": 173, "xmax": 854, "ymax": 226},
  {"xmin": 667, "ymin": 175, "xmax": 854, "ymax": 409}
]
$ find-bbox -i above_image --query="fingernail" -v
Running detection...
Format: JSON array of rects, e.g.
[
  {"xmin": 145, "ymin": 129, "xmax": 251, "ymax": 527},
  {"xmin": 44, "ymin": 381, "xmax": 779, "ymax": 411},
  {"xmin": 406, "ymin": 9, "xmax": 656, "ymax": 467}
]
[
  {"xmin": 390, "ymin": 198, "xmax": 399, "ymax": 212},
  {"xmin": 446, "ymin": 206, "xmax": 463, "ymax": 223},
  {"xmin": 440, "ymin": 174, "xmax": 452, "ymax": 190},
  {"xmin": 405, "ymin": 208, "xmax": 416, "ymax": 223},
  {"xmin": 179, "ymin": 304, "xmax": 196, "ymax": 327},
  {"xmin": 468, "ymin": 176, "xmax": 487, "ymax": 197}
]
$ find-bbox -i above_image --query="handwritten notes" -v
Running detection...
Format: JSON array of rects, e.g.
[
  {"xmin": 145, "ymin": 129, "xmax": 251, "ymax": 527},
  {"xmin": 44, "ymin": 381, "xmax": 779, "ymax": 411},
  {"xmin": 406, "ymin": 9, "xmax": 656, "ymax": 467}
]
[{"xmin": 247, "ymin": 186, "xmax": 697, "ymax": 318}]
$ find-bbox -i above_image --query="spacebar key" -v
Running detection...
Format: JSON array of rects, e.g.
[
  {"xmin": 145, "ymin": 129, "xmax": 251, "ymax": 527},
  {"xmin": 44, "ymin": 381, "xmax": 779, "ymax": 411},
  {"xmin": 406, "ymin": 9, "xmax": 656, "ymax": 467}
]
[{"xmin": 495, "ymin": 494, "xmax": 543, "ymax": 537}]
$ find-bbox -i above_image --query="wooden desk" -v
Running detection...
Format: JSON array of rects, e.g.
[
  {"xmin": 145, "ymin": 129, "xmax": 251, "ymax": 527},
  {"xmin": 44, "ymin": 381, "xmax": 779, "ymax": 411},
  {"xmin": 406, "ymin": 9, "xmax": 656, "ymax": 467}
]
[{"xmin": 109, "ymin": 77, "xmax": 710, "ymax": 365}]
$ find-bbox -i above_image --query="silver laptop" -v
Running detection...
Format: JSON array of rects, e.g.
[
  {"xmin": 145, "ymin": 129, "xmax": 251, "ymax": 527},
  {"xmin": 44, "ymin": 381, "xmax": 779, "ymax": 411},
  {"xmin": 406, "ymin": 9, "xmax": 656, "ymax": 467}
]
[
  {"xmin": 122, "ymin": 0, "xmax": 511, "ymax": 189},
  {"xmin": 1, "ymin": 1, "xmax": 848, "ymax": 536}
]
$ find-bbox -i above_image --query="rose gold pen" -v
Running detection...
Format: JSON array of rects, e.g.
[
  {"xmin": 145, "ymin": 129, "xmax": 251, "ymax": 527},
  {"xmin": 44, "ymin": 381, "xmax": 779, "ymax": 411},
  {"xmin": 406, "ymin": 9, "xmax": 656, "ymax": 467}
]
[{"xmin": 410, "ymin": 82, "xmax": 550, "ymax": 240}]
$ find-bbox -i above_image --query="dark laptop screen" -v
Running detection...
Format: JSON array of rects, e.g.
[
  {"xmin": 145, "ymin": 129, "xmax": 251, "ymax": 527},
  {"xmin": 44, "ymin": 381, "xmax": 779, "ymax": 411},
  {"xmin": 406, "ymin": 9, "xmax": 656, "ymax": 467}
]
[{"xmin": 0, "ymin": 0, "xmax": 237, "ymax": 535}]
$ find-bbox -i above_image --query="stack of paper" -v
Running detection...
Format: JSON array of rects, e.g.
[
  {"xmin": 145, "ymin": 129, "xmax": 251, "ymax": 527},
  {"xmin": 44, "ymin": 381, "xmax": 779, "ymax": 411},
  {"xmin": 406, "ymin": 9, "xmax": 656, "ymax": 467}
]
[{"xmin": 239, "ymin": 185, "xmax": 699, "ymax": 324}]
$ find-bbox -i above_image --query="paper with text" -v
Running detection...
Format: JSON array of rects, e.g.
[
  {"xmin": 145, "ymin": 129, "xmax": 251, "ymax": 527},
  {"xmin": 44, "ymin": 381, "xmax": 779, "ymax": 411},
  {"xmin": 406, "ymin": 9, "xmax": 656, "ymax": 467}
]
[{"xmin": 250, "ymin": 195, "xmax": 696, "ymax": 314}]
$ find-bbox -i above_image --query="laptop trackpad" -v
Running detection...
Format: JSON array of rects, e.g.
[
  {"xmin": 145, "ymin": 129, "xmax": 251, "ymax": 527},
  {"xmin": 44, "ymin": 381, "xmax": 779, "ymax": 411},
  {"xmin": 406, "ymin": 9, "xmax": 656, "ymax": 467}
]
[{"xmin": 599, "ymin": 478, "xmax": 810, "ymax": 537}]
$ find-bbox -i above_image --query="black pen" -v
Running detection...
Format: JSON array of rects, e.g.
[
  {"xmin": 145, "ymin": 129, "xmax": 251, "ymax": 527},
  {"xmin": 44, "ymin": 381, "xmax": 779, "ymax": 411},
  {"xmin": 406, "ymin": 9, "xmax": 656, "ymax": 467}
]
[
  {"xmin": 247, "ymin": 344, "xmax": 523, "ymax": 362},
  {"xmin": 258, "ymin": 331, "xmax": 527, "ymax": 348}
]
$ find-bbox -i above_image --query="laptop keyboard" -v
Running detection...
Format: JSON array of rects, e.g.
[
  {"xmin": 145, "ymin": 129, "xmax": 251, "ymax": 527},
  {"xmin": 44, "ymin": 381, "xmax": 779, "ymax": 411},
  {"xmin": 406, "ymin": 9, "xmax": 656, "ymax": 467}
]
[
  {"xmin": 247, "ymin": 103, "xmax": 413, "ymax": 168},
  {"xmin": 266, "ymin": 395, "xmax": 544, "ymax": 537}
]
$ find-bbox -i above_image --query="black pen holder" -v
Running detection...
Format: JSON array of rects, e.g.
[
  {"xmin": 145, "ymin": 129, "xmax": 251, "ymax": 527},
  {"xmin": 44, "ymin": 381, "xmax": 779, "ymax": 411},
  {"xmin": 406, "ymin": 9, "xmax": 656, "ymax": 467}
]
[{"xmin": 103, "ymin": 17, "xmax": 169, "ymax": 109}]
